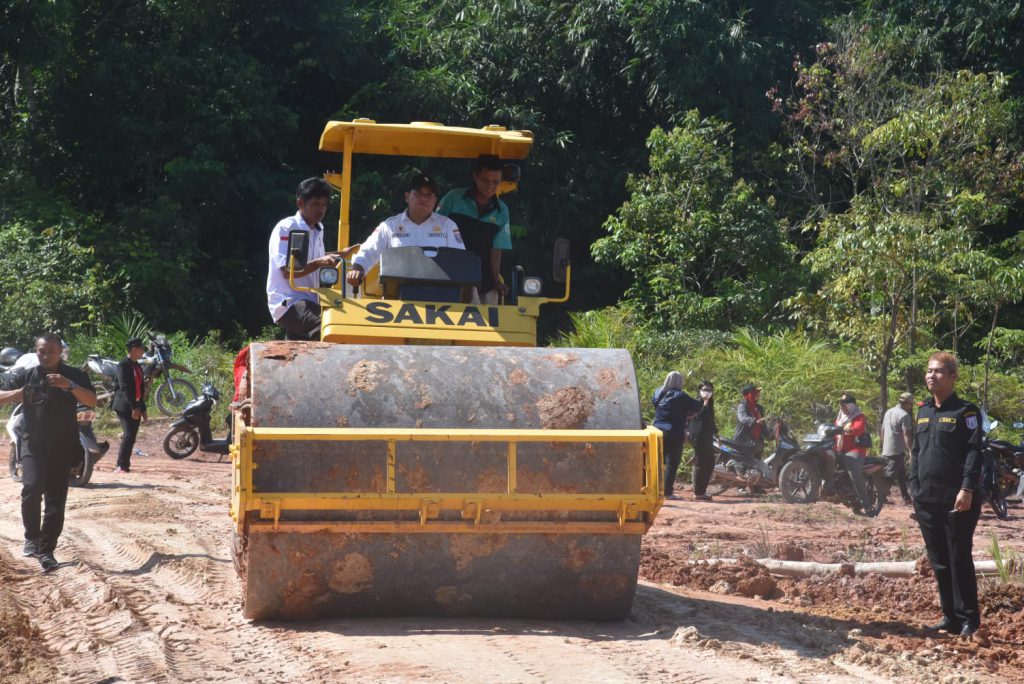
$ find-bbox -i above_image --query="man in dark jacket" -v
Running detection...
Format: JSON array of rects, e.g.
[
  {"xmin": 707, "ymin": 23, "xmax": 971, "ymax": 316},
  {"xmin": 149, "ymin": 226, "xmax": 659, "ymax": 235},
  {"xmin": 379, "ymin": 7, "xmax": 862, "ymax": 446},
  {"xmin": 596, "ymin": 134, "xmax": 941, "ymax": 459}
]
[
  {"xmin": 0, "ymin": 333, "xmax": 96, "ymax": 572},
  {"xmin": 734, "ymin": 383, "xmax": 766, "ymax": 458},
  {"xmin": 112, "ymin": 337, "xmax": 147, "ymax": 473},
  {"xmin": 909, "ymin": 351, "xmax": 984, "ymax": 639}
]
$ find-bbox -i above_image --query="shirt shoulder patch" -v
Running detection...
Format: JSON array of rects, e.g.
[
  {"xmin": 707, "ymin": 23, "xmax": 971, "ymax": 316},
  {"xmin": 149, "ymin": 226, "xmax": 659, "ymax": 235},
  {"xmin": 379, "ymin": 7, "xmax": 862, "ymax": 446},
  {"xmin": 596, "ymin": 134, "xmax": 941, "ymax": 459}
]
[{"xmin": 965, "ymin": 415, "xmax": 978, "ymax": 430}]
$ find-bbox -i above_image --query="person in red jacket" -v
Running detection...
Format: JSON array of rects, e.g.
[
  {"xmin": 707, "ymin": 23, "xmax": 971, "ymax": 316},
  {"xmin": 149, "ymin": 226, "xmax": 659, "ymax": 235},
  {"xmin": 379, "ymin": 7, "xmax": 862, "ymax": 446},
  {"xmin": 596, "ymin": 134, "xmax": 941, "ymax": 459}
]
[{"xmin": 835, "ymin": 392, "xmax": 873, "ymax": 514}]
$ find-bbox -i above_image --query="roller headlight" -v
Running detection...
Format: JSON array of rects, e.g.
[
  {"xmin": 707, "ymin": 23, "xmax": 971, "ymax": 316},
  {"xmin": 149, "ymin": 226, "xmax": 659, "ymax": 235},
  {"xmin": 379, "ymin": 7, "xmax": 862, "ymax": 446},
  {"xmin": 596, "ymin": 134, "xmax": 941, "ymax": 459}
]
[
  {"xmin": 521, "ymin": 277, "xmax": 543, "ymax": 296},
  {"xmin": 318, "ymin": 266, "xmax": 339, "ymax": 286}
]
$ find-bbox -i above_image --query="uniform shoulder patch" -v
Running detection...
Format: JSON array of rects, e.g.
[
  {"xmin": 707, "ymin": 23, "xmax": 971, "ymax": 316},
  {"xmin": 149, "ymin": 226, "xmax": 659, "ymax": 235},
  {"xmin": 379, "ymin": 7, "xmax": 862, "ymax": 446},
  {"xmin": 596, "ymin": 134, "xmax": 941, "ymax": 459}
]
[{"xmin": 965, "ymin": 415, "xmax": 978, "ymax": 430}]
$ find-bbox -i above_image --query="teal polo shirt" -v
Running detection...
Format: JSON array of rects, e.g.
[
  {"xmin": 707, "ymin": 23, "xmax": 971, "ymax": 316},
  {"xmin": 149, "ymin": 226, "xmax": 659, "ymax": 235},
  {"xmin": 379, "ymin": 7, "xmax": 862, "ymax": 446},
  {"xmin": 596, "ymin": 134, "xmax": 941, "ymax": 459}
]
[{"xmin": 437, "ymin": 188, "xmax": 512, "ymax": 250}]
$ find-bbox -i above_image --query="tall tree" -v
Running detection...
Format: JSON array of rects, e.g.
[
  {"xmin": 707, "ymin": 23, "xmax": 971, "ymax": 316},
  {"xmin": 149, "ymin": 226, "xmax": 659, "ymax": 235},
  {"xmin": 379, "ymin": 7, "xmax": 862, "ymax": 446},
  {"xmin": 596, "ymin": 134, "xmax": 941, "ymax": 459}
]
[
  {"xmin": 781, "ymin": 30, "xmax": 1024, "ymax": 410},
  {"xmin": 593, "ymin": 112, "xmax": 795, "ymax": 330}
]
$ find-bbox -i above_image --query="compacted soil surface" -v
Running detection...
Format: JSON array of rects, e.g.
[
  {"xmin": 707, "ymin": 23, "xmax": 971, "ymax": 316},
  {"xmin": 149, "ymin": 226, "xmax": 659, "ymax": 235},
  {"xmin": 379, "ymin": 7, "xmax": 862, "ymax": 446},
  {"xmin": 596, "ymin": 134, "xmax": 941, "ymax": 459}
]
[{"xmin": 1, "ymin": 419, "xmax": 1022, "ymax": 683}]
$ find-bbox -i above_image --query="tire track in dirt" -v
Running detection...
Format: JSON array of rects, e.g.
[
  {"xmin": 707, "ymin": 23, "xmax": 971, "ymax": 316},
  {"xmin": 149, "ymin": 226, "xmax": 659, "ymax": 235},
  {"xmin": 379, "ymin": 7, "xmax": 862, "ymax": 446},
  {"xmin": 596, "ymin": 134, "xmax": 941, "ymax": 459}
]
[{"xmin": 1, "ymin": 430, "xmax": 937, "ymax": 683}]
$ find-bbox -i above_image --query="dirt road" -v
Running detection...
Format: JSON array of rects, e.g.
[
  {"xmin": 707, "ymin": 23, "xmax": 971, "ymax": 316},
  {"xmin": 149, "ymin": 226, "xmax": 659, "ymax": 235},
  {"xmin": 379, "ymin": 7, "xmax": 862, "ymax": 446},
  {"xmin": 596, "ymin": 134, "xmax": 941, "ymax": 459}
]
[{"xmin": 1, "ymin": 420, "xmax": 1021, "ymax": 682}]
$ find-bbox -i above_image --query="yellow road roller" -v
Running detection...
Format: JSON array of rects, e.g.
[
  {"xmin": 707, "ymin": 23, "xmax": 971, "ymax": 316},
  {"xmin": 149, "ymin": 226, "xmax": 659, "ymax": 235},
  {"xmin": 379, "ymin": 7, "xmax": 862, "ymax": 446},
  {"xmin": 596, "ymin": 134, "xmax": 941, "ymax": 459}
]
[{"xmin": 229, "ymin": 120, "xmax": 664, "ymax": 620}]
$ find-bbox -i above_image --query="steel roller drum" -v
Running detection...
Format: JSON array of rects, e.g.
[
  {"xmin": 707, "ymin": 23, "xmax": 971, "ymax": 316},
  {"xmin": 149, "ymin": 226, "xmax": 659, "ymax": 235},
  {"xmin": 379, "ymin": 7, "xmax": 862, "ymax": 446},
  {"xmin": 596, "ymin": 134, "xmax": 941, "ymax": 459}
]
[{"xmin": 239, "ymin": 342, "xmax": 648, "ymax": 620}]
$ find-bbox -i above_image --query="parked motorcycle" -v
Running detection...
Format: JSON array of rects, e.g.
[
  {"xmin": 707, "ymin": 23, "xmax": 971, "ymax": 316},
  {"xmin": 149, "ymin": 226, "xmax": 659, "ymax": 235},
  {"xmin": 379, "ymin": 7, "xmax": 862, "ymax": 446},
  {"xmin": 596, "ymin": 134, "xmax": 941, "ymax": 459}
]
[
  {"xmin": 7, "ymin": 403, "xmax": 110, "ymax": 487},
  {"xmin": 162, "ymin": 377, "xmax": 231, "ymax": 461},
  {"xmin": 778, "ymin": 423, "xmax": 888, "ymax": 516},
  {"xmin": 708, "ymin": 417, "xmax": 800, "ymax": 494},
  {"xmin": 0, "ymin": 347, "xmax": 25, "ymax": 372},
  {"xmin": 979, "ymin": 420, "xmax": 1023, "ymax": 519},
  {"xmin": 85, "ymin": 333, "xmax": 196, "ymax": 416}
]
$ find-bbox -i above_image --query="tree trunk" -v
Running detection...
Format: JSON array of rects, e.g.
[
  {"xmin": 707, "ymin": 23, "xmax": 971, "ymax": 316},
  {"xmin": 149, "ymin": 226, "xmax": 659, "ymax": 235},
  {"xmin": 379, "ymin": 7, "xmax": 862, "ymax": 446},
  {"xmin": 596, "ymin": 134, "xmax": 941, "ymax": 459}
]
[
  {"xmin": 683, "ymin": 558, "xmax": 1007, "ymax": 578},
  {"xmin": 879, "ymin": 297, "xmax": 899, "ymax": 415},
  {"xmin": 906, "ymin": 265, "xmax": 918, "ymax": 393},
  {"xmin": 983, "ymin": 302, "xmax": 1001, "ymax": 410}
]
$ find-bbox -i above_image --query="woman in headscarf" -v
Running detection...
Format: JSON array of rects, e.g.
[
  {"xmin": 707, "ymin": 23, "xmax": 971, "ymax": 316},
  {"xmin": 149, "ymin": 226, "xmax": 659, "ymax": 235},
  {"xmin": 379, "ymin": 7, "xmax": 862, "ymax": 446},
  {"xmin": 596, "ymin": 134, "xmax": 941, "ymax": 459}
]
[
  {"xmin": 688, "ymin": 380, "xmax": 718, "ymax": 501},
  {"xmin": 652, "ymin": 371, "xmax": 701, "ymax": 499},
  {"xmin": 835, "ymin": 392, "xmax": 873, "ymax": 514}
]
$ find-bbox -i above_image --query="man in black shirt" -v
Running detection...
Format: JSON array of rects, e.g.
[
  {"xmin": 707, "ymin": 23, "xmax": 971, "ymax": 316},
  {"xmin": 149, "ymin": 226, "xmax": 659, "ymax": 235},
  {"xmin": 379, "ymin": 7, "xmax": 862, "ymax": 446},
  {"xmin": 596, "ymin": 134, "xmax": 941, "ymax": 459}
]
[
  {"xmin": 0, "ymin": 333, "xmax": 96, "ymax": 572},
  {"xmin": 909, "ymin": 351, "xmax": 983, "ymax": 639}
]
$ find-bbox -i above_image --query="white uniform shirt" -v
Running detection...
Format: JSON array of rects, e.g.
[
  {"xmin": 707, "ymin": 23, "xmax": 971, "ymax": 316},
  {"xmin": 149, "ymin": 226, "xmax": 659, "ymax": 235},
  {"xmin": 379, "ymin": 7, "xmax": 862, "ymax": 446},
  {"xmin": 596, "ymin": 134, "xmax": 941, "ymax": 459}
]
[
  {"xmin": 352, "ymin": 211, "xmax": 464, "ymax": 274},
  {"xmin": 266, "ymin": 212, "xmax": 327, "ymax": 322}
]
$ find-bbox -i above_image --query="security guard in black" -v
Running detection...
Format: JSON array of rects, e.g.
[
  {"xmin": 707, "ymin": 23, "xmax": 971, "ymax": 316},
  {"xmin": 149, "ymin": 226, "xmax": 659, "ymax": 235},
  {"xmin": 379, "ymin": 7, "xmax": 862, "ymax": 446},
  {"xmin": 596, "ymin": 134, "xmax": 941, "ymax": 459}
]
[{"xmin": 909, "ymin": 391, "xmax": 983, "ymax": 635}]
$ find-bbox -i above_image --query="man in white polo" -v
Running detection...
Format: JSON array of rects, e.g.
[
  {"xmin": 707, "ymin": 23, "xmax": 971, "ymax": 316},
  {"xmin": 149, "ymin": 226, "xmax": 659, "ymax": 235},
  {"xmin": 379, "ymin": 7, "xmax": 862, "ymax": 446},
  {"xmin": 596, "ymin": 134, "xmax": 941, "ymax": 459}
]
[
  {"xmin": 266, "ymin": 177, "xmax": 357, "ymax": 340},
  {"xmin": 346, "ymin": 174, "xmax": 464, "ymax": 288}
]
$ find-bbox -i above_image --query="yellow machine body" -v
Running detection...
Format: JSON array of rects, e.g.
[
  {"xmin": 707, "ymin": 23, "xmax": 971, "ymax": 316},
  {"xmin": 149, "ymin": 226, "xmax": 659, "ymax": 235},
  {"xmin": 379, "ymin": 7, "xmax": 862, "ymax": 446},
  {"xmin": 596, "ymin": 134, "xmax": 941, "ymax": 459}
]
[{"xmin": 230, "ymin": 121, "xmax": 663, "ymax": 620}]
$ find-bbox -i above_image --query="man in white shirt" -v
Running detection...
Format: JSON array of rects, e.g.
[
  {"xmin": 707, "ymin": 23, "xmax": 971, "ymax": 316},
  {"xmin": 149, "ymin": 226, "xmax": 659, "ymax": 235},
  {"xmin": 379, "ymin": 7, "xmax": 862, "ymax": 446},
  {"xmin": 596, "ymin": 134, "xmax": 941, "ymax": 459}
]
[
  {"xmin": 346, "ymin": 174, "xmax": 464, "ymax": 288},
  {"xmin": 266, "ymin": 178, "xmax": 357, "ymax": 340}
]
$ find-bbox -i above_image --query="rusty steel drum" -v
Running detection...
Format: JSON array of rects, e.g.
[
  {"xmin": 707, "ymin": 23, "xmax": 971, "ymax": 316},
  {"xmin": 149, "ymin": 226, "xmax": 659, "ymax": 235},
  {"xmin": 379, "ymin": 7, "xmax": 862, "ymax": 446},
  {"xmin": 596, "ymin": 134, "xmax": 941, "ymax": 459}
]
[{"xmin": 236, "ymin": 342, "xmax": 649, "ymax": 620}]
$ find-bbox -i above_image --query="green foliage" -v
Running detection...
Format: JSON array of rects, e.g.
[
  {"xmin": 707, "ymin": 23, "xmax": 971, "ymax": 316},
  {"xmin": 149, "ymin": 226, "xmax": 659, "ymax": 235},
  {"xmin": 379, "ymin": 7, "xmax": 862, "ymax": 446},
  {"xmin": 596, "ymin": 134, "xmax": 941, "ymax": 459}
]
[
  {"xmin": 781, "ymin": 29, "xmax": 1024, "ymax": 406},
  {"xmin": 593, "ymin": 114, "xmax": 797, "ymax": 330},
  {"xmin": 0, "ymin": 220, "xmax": 115, "ymax": 348},
  {"xmin": 980, "ymin": 327, "xmax": 1024, "ymax": 372}
]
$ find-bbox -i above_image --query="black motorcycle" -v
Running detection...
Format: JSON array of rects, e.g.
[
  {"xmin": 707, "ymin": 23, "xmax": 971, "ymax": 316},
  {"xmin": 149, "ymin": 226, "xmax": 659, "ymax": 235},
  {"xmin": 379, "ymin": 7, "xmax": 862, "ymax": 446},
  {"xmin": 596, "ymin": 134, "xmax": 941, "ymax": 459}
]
[
  {"xmin": 0, "ymin": 346, "xmax": 25, "ymax": 372},
  {"xmin": 979, "ymin": 420, "xmax": 1023, "ymax": 520},
  {"xmin": 85, "ymin": 333, "xmax": 196, "ymax": 416},
  {"xmin": 778, "ymin": 423, "xmax": 888, "ymax": 515},
  {"xmin": 708, "ymin": 417, "xmax": 800, "ymax": 494},
  {"xmin": 162, "ymin": 378, "xmax": 231, "ymax": 461}
]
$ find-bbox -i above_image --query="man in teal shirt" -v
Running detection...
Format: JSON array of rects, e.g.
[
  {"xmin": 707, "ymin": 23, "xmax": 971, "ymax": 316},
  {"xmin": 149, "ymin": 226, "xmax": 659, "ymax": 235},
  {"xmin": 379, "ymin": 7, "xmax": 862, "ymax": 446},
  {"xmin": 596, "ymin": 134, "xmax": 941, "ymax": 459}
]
[{"xmin": 437, "ymin": 155, "xmax": 511, "ymax": 304}]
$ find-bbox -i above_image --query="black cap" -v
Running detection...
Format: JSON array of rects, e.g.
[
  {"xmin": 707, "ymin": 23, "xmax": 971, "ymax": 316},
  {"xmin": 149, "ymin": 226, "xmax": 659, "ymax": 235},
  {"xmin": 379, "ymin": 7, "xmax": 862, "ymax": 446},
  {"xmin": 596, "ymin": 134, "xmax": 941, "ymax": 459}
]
[
  {"xmin": 740, "ymin": 383, "xmax": 760, "ymax": 395},
  {"xmin": 839, "ymin": 392, "xmax": 856, "ymax": 404},
  {"xmin": 408, "ymin": 173, "xmax": 438, "ymax": 194},
  {"xmin": 126, "ymin": 337, "xmax": 144, "ymax": 351}
]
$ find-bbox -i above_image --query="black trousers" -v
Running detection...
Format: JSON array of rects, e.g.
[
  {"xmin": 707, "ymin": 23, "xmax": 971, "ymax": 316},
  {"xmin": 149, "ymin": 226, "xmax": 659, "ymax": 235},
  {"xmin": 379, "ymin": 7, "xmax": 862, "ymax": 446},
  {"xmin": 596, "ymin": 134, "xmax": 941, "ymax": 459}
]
[
  {"xmin": 116, "ymin": 412, "xmax": 141, "ymax": 471},
  {"xmin": 691, "ymin": 437, "xmax": 715, "ymax": 496},
  {"xmin": 21, "ymin": 452, "xmax": 72, "ymax": 554},
  {"xmin": 914, "ymin": 499, "xmax": 982, "ymax": 628},
  {"xmin": 277, "ymin": 301, "xmax": 322, "ymax": 340},
  {"xmin": 663, "ymin": 431, "xmax": 685, "ymax": 496}
]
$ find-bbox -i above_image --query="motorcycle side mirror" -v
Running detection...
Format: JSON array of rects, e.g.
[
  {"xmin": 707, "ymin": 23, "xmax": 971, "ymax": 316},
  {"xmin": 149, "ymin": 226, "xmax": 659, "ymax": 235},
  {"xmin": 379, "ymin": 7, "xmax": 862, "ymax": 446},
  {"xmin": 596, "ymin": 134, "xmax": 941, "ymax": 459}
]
[
  {"xmin": 552, "ymin": 238, "xmax": 570, "ymax": 284},
  {"xmin": 1013, "ymin": 422, "xmax": 1024, "ymax": 430},
  {"xmin": 288, "ymin": 230, "xmax": 309, "ymax": 271}
]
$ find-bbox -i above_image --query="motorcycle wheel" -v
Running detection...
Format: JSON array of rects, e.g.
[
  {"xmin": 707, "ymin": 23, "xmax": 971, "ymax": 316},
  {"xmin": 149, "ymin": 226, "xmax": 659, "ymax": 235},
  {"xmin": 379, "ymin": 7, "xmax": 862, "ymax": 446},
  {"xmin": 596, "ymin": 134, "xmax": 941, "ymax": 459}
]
[
  {"xmin": 163, "ymin": 425, "xmax": 199, "ymax": 459},
  {"xmin": 154, "ymin": 379, "xmax": 198, "ymax": 416},
  {"xmin": 9, "ymin": 444, "xmax": 22, "ymax": 483},
  {"xmin": 779, "ymin": 458, "xmax": 821, "ymax": 504},
  {"xmin": 989, "ymin": 485, "xmax": 1009, "ymax": 520},
  {"xmin": 69, "ymin": 450, "xmax": 94, "ymax": 487},
  {"xmin": 707, "ymin": 479, "xmax": 730, "ymax": 496},
  {"xmin": 862, "ymin": 473, "xmax": 886, "ymax": 517}
]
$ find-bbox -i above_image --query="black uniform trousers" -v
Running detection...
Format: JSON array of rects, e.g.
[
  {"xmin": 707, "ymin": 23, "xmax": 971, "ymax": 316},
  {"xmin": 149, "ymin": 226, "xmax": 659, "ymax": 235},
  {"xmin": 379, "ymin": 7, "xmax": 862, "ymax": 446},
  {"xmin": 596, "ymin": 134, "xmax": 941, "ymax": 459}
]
[
  {"xmin": 21, "ymin": 451, "xmax": 72, "ymax": 554},
  {"xmin": 691, "ymin": 437, "xmax": 715, "ymax": 496},
  {"xmin": 662, "ymin": 431, "xmax": 685, "ymax": 496},
  {"xmin": 277, "ymin": 301, "xmax": 321, "ymax": 340},
  {"xmin": 914, "ymin": 498, "xmax": 982, "ymax": 629},
  {"xmin": 116, "ymin": 411, "xmax": 141, "ymax": 471}
]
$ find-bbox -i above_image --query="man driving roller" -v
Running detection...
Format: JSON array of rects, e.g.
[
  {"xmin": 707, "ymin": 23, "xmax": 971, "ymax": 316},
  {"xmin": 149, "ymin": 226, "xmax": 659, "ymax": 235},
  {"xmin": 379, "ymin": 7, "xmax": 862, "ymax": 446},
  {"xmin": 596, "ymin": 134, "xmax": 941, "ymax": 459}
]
[{"xmin": 346, "ymin": 173, "xmax": 464, "ymax": 288}]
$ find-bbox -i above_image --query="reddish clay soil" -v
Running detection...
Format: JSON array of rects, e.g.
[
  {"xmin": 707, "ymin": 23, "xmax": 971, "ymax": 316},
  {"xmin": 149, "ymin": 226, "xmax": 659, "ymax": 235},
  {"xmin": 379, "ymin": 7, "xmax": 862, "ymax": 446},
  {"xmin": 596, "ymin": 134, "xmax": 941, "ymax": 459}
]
[
  {"xmin": 0, "ymin": 418, "xmax": 1022, "ymax": 682},
  {"xmin": 645, "ymin": 485, "xmax": 1024, "ymax": 682}
]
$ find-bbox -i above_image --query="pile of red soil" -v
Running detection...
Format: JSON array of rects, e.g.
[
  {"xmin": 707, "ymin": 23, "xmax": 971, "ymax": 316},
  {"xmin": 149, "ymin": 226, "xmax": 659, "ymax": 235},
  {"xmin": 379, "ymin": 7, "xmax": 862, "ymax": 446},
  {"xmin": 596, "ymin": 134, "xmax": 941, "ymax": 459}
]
[{"xmin": 641, "ymin": 549, "xmax": 778, "ymax": 599}]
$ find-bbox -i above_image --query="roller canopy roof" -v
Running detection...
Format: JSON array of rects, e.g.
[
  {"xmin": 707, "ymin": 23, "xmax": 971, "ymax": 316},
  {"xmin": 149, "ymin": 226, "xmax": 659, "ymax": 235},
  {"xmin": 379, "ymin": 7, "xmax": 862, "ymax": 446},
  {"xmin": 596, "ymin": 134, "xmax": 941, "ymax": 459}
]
[{"xmin": 319, "ymin": 120, "xmax": 533, "ymax": 159}]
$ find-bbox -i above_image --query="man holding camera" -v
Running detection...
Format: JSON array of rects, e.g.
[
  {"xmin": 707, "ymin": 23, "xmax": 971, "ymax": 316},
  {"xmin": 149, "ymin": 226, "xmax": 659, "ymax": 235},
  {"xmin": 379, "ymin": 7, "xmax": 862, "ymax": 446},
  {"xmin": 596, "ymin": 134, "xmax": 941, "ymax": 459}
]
[{"xmin": 0, "ymin": 333, "xmax": 96, "ymax": 572}]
